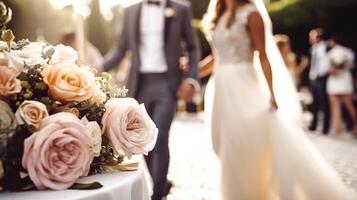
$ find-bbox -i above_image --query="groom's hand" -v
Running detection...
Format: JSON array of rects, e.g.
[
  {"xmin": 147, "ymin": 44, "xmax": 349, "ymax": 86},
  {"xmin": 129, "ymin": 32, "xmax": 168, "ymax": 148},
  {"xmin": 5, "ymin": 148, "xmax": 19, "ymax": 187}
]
[{"xmin": 177, "ymin": 82, "xmax": 195, "ymax": 102}]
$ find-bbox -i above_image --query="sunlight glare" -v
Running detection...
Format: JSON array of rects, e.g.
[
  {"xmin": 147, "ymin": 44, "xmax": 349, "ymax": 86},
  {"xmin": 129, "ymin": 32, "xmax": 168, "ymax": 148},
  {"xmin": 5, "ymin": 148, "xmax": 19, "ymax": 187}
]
[{"xmin": 99, "ymin": 0, "xmax": 141, "ymax": 20}]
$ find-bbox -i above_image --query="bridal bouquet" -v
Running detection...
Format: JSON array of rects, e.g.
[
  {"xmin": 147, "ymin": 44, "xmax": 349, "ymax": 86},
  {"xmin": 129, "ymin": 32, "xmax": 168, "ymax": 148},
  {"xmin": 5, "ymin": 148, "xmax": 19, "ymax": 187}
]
[
  {"xmin": 329, "ymin": 47, "xmax": 348, "ymax": 69},
  {"xmin": 0, "ymin": 1, "xmax": 157, "ymax": 191}
]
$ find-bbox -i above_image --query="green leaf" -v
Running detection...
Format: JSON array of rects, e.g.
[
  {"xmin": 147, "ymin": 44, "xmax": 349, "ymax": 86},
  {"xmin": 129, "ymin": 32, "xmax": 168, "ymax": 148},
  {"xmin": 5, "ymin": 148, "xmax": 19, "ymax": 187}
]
[
  {"xmin": 69, "ymin": 182, "xmax": 103, "ymax": 190},
  {"xmin": 2, "ymin": 29, "xmax": 14, "ymax": 41},
  {"xmin": 34, "ymin": 82, "xmax": 47, "ymax": 90},
  {"xmin": 13, "ymin": 39, "xmax": 31, "ymax": 50},
  {"xmin": 42, "ymin": 47, "xmax": 55, "ymax": 61},
  {"xmin": 1, "ymin": 29, "xmax": 14, "ymax": 51}
]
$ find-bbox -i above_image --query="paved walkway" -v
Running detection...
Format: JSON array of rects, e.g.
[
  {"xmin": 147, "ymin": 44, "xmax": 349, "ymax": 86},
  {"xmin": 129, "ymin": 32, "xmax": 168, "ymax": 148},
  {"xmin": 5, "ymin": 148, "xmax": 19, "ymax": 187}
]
[{"xmin": 164, "ymin": 114, "xmax": 357, "ymax": 200}]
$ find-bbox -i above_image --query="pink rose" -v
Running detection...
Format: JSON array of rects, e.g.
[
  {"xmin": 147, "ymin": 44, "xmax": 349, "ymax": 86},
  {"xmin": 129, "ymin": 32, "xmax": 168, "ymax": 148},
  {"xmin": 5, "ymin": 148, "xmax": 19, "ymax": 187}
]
[
  {"xmin": 0, "ymin": 66, "xmax": 21, "ymax": 97},
  {"xmin": 22, "ymin": 112, "xmax": 94, "ymax": 190},
  {"xmin": 56, "ymin": 105, "xmax": 80, "ymax": 118},
  {"xmin": 102, "ymin": 98, "xmax": 158, "ymax": 157}
]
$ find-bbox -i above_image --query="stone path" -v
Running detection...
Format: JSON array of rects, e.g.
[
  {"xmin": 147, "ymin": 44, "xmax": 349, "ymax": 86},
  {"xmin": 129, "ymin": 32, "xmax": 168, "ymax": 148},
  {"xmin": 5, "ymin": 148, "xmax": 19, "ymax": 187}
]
[
  {"xmin": 163, "ymin": 114, "xmax": 357, "ymax": 200},
  {"xmin": 310, "ymin": 133, "xmax": 357, "ymax": 190}
]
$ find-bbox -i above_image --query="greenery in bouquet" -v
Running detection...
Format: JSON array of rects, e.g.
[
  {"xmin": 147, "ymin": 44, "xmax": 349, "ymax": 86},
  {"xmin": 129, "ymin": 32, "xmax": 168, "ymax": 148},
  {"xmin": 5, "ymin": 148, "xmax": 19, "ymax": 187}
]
[{"xmin": 0, "ymin": 1, "xmax": 158, "ymax": 192}]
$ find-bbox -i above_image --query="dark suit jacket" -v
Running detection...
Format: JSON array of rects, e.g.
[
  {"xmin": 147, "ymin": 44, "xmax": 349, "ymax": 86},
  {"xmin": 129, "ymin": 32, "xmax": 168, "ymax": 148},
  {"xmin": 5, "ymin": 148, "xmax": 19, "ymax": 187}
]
[{"xmin": 103, "ymin": 0, "xmax": 200, "ymax": 97}]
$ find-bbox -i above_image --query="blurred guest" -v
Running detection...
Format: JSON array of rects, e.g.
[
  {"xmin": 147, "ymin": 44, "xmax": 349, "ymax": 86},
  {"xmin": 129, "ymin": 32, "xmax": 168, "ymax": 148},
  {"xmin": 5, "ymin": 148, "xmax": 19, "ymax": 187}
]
[
  {"xmin": 275, "ymin": 34, "xmax": 309, "ymax": 87},
  {"xmin": 60, "ymin": 31, "xmax": 104, "ymax": 70},
  {"xmin": 326, "ymin": 36, "xmax": 357, "ymax": 136},
  {"xmin": 308, "ymin": 28, "xmax": 330, "ymax": 134}
]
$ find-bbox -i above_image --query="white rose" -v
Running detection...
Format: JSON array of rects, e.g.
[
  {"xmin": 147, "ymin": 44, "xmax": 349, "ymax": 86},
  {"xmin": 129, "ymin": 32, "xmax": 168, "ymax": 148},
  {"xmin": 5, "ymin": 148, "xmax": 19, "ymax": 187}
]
[
  {"xmin": 90, "ymin": 85, "xmax": 107, "ymax": 105},
  {"xmin": 0, "ymin": 100, "xmax": 17, "ymax": 130},
  {"xmin": 81, "ymin": 116, "xmax": 102, "ymax": 157},
  {"xmin": 50, "ymin": 44, "xmax": 78, "ymax": 64},
  {"xmin": 6, "ymin": 42, "xmax": 47, "ymax": 74},
  {"xmin": 0, "ymin": 41, "xmax": 8, "ymax": 51},
  {"xmin": 0, "ymin": 41, "xmax": 16, "ymax": 52},
  {"xmin": 15, "ymin": 100, "xmax": 49, "ymax": 132}
]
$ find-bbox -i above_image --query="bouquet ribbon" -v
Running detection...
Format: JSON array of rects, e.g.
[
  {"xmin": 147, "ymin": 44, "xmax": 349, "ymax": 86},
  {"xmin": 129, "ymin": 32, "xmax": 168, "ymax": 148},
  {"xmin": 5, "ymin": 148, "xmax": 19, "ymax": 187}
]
[{"xmin": 102, "ymin": 161, "xmax": 140, "ymax": 172}]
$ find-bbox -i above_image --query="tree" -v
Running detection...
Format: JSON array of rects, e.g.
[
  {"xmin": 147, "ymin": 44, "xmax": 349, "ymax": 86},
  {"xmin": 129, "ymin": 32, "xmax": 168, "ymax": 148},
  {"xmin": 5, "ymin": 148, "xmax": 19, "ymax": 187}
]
[{"xmin": 268, "ymin": 0, "xmax": 357, "ymax": 54}]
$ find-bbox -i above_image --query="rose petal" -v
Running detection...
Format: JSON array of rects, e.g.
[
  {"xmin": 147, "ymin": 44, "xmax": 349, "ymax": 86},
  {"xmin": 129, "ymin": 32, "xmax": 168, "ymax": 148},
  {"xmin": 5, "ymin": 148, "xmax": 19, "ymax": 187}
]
[
  {"xmin": 22, "ymin": 112, "xmax": 94, "ymax": 190},
  {"xmin": 102, "ymin": 98, "xmax": 158, "ymax": 157}
]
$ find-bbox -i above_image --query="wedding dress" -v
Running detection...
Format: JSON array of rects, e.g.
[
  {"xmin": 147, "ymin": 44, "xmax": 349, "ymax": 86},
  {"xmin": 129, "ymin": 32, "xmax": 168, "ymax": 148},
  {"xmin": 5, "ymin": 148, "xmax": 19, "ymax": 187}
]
[{"xmin": 205, "ymin": 3, "xmax": 357, "ymax": 200}]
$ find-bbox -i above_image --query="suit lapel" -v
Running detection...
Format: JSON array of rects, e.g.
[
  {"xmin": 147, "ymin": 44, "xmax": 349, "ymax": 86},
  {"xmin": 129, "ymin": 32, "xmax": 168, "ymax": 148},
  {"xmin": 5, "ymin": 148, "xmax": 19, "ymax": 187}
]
[{"xmin": 164, "ymin": 0, "xmax": 173, "ymax": 48}]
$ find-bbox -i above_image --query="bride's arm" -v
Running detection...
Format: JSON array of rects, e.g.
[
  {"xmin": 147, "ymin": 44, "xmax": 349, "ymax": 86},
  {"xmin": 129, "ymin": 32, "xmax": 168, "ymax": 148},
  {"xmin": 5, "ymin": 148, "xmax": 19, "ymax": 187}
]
[
  {"xmin": 198, "ymin": 55, "xmax": 214, "ymax": 79},
  {"xmin": 247, "ymin": 11, "xmax": 278, "ymax": 109}
]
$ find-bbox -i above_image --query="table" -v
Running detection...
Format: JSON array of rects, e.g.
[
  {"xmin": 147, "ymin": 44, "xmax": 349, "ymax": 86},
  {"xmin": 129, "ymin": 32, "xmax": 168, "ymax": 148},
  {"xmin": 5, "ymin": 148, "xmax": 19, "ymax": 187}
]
[{"xmin": 0, "ymin": 169, "xmax": 149, "ymax": 200}]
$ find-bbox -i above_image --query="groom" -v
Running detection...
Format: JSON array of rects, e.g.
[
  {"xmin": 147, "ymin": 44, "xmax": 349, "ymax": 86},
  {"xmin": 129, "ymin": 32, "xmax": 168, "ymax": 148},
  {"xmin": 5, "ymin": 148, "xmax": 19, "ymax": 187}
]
[{"xmin": 102, "ymin": 0, "xmax": 199, "ymax": 199}]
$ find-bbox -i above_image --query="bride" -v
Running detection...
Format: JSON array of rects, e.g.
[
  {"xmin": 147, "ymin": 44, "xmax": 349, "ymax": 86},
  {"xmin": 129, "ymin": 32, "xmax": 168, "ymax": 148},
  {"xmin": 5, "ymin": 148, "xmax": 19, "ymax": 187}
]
[{"xmin": 202, "ymin": 0, "xmax": 357, "ymax": 199}]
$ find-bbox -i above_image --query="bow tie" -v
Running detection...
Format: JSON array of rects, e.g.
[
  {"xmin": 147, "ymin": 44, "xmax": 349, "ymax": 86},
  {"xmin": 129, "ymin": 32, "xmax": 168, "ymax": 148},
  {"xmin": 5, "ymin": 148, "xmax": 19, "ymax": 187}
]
[{"xmin": 147, "ymin": 0, "xmax": 161, "ymax": 6}]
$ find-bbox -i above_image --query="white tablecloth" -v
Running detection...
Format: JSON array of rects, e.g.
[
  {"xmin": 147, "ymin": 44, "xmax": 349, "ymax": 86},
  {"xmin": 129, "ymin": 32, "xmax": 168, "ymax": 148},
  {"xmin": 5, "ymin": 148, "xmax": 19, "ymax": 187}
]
[{"xmin": 0, "ymin": 169, "xmax": 149, "ymax": 200}]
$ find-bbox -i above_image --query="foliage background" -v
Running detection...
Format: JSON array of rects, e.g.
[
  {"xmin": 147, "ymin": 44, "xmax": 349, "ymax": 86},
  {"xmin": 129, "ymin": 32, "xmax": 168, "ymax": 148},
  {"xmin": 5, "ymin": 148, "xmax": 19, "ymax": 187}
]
[{"xmin": 5, "ymin": 0, "xmax": 357, "ymax": 63}]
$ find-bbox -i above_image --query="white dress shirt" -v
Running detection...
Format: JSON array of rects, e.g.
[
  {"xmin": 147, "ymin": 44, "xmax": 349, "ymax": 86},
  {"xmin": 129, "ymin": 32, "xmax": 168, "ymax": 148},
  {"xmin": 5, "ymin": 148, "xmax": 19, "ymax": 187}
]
[
  {"xmin": 139, "ymin": 0, "xmax": 168, "ymax": 73},
  {"xmin": 309, "ymin": 42, "xmax": 330, "ymax": 80},
  {"xmin": 138, "ymin": 0, "xmax": 200, "ymax": 91}
]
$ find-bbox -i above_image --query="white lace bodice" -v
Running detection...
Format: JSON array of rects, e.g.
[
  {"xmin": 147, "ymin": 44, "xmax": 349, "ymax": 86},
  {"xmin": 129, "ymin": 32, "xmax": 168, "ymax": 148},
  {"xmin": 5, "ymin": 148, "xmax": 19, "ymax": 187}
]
[{"xmin": 212, "ymin": 5, "xmax": 257, "ymax": 65}]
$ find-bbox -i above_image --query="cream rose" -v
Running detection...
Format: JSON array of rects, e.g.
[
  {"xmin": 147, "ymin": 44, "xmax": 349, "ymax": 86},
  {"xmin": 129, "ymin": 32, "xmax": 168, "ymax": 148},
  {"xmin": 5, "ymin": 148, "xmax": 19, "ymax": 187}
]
[
  {"xmin": 41, "ymin": 63, "xmax": 96, "ymax": 103},
  {"xmin": 6, "ymin": 42, "xmax": 47, "ymax": 73},
  {"xmin": 50, "ymin": 44, "xmax": 78, "ymax": 65},
  {"xmin": 15, "ymin": 100, "xmax": 49, "ymax": 132},
  {"xmin": 22, "ymin": 112, "xmax": 94, "ymax": 190},
  {"xmin": 102, "ymin": 98, "xmax": 158, "ymax": 157},
  {"xmin": 0, "ymin": 66, "xmax": 22, "ymax": 97},
  {"xmin": 0, "ymin": 100, "xmax": 17, "ymax": 130},
  {"xmin": 81, "ymin": 116, "xmax": 102, "ymax": 157}
]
